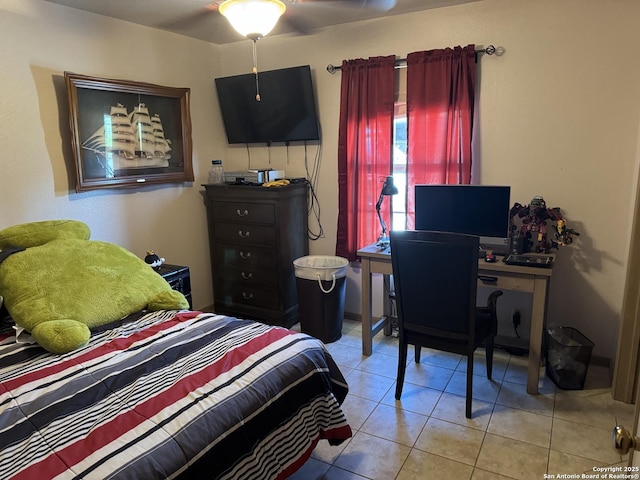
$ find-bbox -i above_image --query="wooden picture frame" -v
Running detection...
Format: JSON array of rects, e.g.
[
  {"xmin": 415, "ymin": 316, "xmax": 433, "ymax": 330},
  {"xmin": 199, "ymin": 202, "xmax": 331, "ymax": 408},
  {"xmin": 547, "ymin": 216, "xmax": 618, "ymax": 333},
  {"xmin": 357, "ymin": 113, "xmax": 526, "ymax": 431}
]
[{"xmin": 64, "ymin": 72, "xmax": 194, "ymax": 192}]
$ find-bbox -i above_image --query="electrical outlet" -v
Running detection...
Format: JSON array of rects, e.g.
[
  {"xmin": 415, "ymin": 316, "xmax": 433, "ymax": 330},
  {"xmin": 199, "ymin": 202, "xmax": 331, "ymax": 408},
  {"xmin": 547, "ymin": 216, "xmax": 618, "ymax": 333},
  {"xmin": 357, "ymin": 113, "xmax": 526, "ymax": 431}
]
[{"xmin": 512, "ymin": 310, "xmax": 521, "ymax": 328}]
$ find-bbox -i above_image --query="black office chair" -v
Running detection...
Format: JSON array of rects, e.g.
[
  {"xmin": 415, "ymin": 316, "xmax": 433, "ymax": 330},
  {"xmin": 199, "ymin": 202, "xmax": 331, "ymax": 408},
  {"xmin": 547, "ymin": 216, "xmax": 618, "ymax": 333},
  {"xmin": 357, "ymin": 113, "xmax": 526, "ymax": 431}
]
[{"xmin": 390, "ymin": 230, "xmax": 503, "ymax": 419}]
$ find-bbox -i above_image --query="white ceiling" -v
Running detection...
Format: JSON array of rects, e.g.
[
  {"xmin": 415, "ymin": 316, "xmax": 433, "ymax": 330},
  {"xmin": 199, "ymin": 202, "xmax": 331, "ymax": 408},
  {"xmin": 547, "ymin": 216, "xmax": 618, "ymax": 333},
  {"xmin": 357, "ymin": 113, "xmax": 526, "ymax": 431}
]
[{"xmin": 44, "ymin": 0, "xmax": 480, "ymax": 45}]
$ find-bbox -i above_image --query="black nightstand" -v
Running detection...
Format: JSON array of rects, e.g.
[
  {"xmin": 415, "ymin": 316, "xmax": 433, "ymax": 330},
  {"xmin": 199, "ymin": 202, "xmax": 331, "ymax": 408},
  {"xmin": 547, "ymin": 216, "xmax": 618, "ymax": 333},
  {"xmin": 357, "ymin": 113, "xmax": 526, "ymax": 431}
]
[
  {"xmin": 0, "ymin": 303, "xmax": 9, "ymax": 323},
  {"xmin": 156, "ymin": 264, "xmax": 192, "ymax": 309}
]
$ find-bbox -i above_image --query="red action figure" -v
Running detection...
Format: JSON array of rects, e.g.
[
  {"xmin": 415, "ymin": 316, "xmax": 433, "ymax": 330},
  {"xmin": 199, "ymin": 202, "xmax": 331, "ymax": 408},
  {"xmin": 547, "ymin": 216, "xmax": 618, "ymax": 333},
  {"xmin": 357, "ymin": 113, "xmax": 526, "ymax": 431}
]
[{"xmin": 510, "ymin": 196, "xmax": 579, "ymax": 253}]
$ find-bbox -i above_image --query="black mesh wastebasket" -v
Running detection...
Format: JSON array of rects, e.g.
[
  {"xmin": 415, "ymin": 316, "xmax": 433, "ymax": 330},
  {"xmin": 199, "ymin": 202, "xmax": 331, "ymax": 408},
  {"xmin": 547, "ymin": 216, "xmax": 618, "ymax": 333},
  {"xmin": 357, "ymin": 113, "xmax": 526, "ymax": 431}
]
[
  {"xmin": 293, "ymin": 256, "xmax": 348, "ymax": 343},
  {"xmin": 545, "ymin": 326, "xmax": 594, "ymax": 390}
]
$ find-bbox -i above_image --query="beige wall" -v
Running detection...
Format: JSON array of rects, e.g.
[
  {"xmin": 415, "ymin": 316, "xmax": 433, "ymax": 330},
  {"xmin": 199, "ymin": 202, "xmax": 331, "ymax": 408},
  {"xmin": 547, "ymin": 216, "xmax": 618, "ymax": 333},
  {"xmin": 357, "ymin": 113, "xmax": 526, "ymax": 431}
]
[
  {"xmin": 219, "ymin": 0, "xmax": 640, "ymax": 360},
  {"xmin": 1, "ymin": 0, "xmax": 640, "ymax": 361},
  {"xmin": 0, "ymin": 0, "xmax": 226, "ymax": 309}
]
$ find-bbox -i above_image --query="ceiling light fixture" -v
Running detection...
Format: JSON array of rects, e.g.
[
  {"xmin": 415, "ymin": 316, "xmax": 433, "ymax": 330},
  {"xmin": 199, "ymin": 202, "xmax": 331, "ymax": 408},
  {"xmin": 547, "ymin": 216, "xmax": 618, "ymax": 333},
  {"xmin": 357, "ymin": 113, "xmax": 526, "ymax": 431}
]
[
  {"xmin": 219, "ymin": 0, "xmax": 286, "ymax": 41},
  {"xmin": 219, "ymin": 0, "xmax": 286, "ymax": 102}
]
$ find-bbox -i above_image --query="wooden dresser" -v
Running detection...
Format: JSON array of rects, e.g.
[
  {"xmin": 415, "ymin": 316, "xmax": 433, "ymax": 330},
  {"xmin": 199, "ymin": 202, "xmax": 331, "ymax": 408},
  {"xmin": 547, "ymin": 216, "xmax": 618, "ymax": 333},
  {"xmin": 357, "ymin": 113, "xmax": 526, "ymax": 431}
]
[{"xmin": 203, "ymin": 183, "xmax": 308, "ymax": 327}]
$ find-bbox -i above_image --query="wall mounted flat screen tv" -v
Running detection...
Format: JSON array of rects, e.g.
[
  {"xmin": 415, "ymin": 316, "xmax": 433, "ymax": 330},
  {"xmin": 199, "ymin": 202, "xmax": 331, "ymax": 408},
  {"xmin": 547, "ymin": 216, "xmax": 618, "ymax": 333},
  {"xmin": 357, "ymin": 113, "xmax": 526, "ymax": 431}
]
[
  {"xmin": 414, "ymin": 185, "xmax": 511, "ymax": 247},
  {"xmin": 215, "ymin": 65, "xmax": 320, "ymax": 144}
]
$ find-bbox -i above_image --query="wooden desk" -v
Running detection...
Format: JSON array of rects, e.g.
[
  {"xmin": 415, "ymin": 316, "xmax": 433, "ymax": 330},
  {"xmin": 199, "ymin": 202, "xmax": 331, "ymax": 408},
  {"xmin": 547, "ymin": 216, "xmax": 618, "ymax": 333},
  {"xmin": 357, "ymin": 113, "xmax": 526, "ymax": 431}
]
[{"xmin": 357, "ymin": 243, "xmax": 554, "ymax": 395}]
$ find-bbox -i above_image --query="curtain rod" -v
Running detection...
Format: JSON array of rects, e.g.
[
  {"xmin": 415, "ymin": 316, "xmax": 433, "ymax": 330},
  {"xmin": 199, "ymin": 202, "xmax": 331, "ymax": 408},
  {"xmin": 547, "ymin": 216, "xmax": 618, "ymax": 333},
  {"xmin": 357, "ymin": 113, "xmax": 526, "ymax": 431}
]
[{"xmin": 326, "ymin": 45, "xmax": 496, "ymax": 74}]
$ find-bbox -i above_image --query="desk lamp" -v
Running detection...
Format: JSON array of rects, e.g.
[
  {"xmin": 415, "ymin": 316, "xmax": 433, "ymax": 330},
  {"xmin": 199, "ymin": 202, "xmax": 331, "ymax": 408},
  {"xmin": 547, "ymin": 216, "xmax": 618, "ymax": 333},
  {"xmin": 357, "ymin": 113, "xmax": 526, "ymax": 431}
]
[{"xmin": 376, "ymin": 175, "xmax": 398, "ymax": 247}]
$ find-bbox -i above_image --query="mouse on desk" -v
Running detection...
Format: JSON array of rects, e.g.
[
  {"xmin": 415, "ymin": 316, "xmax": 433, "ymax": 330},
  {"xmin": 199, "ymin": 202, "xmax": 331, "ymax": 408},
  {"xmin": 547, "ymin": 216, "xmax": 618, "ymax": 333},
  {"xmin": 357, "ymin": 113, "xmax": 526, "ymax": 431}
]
[
  {"xmin": 376, "ymin": 240, "xmax": 390, "ymax": 251},
  {"xmin": 484, "ymin": 252, "xmax": 496, "ymax": 263}
]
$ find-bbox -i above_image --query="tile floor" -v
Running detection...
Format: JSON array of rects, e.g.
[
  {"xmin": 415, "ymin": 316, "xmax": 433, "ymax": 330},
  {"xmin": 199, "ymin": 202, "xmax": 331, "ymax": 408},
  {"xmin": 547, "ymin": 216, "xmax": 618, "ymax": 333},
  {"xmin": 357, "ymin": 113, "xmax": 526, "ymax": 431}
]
[{"xmin": 290, "ymin": 319, "xmax": 635, "ymax": 480}]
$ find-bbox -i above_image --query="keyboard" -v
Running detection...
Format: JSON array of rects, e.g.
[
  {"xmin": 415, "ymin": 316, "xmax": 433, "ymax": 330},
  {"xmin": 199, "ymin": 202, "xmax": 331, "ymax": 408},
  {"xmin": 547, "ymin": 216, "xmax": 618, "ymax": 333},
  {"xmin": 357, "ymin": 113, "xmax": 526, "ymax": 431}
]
[{"xmin": 503, "ymin": 254, "xmax": 553, "ymax": 267}]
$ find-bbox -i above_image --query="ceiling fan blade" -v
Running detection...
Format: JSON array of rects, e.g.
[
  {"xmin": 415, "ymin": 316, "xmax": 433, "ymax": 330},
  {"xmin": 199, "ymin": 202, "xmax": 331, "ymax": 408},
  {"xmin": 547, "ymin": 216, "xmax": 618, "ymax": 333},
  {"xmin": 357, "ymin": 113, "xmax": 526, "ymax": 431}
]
[
  {"xmin": 366, "ymin": 0, "xmax": 398, "ymax": 10},
  {"xmin": 158, "ymin": 3, "xmax": 220, "ymax": 30},
  {"xmin": 278, "ymin": 15, "xmax": 312, "ymax": 35},
  {"xmin": 293, "ymin": 0, "xmax": 397, "ymax": 11}
]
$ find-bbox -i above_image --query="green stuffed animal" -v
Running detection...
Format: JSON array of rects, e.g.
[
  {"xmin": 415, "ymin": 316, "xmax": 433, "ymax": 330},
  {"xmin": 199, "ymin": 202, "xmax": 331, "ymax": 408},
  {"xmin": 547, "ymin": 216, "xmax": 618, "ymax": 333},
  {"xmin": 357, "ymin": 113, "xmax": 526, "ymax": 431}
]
[{"xmin": 0, "ymin": 220, "xmax": 189, "ymax": 354}]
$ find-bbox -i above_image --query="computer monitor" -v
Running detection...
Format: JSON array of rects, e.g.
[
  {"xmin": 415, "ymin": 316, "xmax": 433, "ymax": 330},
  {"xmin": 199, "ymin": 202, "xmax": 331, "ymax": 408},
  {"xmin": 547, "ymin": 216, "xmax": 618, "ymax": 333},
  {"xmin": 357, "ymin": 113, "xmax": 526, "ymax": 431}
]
[{"xmin": 414, "ymin": 185, "xmax": 511, "ymax": 251}]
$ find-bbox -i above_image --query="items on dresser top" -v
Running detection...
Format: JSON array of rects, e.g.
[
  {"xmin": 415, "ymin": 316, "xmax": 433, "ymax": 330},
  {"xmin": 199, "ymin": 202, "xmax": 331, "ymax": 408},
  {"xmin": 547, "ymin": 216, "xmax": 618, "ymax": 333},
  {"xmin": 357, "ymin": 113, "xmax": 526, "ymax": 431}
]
[
  {"xmin": 203, "ymin": 183, "xmax": 308, "ymax": 327},
  {"xmin": 221, "ymin": 169, "xmax": 285, "ymax": 184},
  {"xmin": 208, "ymin": 160, "xmax": 224, "ymax": 184}
]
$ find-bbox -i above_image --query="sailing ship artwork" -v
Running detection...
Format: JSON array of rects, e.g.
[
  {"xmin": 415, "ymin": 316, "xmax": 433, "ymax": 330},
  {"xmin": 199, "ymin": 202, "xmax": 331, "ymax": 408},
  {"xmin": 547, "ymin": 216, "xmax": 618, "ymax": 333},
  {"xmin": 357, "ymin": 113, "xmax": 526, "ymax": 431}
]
[
  {"xmin": 81, "ymin": 102, "xmax": 175, "ymax": 177},
  {"xmin": 65, "ymin": 72, "xmax": 193, "ymax": 192}
]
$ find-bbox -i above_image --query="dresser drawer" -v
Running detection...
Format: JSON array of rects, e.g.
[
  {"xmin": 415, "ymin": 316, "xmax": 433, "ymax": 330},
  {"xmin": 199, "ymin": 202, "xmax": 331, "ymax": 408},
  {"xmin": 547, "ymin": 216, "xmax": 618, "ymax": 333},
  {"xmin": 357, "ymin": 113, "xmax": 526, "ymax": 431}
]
[
  {"xmin": 216, "ymin": 285, "xmax": 280, "ymax": 310},
  {"xmin": 212, "ymin": 202, "xmax": 275, "ymax": 225},
  {"xmin": 217, "ymin": 264, "xmax": 278, "ymax": 286},
  {"xmin": 215, "ymin": 243, "xmax": 278, "ymax": 269},
  {"xmin": 214, "ymin": 222, "xmax": 276, "ymax": 246}
]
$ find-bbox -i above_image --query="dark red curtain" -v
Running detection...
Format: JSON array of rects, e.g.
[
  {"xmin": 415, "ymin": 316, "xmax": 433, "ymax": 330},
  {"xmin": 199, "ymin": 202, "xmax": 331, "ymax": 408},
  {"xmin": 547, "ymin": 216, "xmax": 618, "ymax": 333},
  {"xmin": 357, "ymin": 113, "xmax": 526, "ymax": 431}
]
[
  {"xmin": 336, "ymin": 56, "xmax": 396, "ymax": 261},
  {"xmin": 405, "ymin": 45, "xmax": 477, "ymax": 229}
]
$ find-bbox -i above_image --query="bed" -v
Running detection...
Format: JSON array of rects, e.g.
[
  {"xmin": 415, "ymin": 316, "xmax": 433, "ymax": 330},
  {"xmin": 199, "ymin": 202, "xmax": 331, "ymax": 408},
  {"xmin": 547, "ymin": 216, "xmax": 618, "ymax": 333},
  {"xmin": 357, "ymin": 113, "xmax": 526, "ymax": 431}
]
[
  {"xmin": 0, "ymin": 309, "xmax": 352, "ymax": 479},
  {"xmin": 0, "ymin": 220, "xmax": 352, "ymax": 478}
]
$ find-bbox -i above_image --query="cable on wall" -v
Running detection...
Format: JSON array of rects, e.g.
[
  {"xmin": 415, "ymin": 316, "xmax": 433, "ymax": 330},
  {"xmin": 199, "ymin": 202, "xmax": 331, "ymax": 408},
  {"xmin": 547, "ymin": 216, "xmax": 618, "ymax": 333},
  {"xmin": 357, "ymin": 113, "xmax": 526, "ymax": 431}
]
[
  {"xmin": 305, "ymin": 139, "xmax": 324, "ymax": 240},
  {"xmin": 245, "ymin": 143, "xmax": 252, "ymax": 170}
]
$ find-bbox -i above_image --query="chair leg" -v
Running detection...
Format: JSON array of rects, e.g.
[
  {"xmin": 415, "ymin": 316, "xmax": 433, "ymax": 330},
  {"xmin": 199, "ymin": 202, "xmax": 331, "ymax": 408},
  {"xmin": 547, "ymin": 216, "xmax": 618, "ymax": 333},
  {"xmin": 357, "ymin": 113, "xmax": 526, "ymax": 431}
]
[
  {"xmin": 396, "ymin": 340, "xmax": 408, "ymax": 400},
  {"xmin": 414, "ymin": 344, "xmax": 421, "ymax": 363},
  {"xmin": 485, "ymin": 336, "xmax": 495, "ymax": 381},
  {"xmin": 466, "ymin": 354, "xmax": 474, "ymax": 419}
]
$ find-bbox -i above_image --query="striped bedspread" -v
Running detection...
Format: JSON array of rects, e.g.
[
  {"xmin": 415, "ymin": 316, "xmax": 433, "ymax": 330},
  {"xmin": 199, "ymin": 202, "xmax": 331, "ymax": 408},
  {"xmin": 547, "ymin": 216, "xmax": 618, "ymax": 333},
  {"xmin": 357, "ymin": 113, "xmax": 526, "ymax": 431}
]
[{"xmin": 0, "ymin": 311, "xmax": 352, "ymax": 479}]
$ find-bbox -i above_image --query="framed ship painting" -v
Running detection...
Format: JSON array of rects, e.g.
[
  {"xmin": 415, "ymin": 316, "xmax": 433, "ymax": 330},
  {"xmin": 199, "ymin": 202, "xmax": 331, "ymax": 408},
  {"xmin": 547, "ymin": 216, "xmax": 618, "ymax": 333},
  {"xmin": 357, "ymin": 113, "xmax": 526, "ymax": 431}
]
[{"xmin": 64, "ymin": 72, "xmax": 194, "ymax": 192}]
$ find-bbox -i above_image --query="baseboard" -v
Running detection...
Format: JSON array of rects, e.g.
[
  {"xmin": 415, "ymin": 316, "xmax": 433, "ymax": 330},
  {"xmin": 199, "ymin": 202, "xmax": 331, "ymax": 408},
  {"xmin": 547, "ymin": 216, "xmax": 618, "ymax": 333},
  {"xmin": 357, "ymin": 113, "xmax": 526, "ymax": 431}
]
[
  {"xmin": 344, "ymin": 311, "xmax": 361, "ymax": 322},
  {"xmin": 494, "ymin": 335, "xmax": 529, "ymax": 356},
  {"xmin": 339, "ymin": 312, "xmax": 613, "ymax": 371},
  {"xmin": 590, "ymin": 355, "xmax": 610, "ymax": 368}
]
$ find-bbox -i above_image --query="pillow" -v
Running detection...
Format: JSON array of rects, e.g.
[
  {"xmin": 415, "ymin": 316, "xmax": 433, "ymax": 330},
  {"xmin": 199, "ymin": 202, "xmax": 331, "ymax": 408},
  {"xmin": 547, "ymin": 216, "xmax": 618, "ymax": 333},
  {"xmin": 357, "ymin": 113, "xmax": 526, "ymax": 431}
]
[
  {"xmin": 0, "ymin": 238, "xmax": 189, "ymax": 354},
  {"xmin": 0, "ymin": 220, "xmax": 90, "ymax": 249}
]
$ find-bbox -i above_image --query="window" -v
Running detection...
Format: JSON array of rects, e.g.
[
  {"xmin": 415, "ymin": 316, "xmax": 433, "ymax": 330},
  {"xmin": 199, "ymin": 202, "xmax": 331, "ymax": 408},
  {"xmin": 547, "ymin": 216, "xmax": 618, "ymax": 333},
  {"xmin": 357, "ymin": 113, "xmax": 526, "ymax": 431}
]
[
  {"xmin": 391, "ymin": 115, "xmax": 407, "ymax": 231},
  {"xmin": 390, "ymin": 65, "xmax": 408, "ymax": 232},
  {"xmin": 336, "ymin": 47, "xmax": 476, "ymax": 259}
]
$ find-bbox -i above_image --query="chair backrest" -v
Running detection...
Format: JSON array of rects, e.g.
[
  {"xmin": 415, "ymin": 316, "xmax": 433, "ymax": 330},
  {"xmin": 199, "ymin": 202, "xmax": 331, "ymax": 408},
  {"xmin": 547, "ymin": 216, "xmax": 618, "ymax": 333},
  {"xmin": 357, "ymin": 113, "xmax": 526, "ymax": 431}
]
[{"xmin": 390, "ymin": 230, "xmax": 479, "ymax": 339}]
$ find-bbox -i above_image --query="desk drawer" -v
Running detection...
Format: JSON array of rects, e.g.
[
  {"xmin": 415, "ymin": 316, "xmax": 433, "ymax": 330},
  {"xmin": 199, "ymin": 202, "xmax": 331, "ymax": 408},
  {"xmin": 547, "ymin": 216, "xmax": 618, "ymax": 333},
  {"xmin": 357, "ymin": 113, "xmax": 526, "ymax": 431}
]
[
  {"xmin": 478, "ymin": 272, "xmax": 535, "ymax": 293},
  {"xmin": 214, "ymin": 222, "xmax": 276, "ymax": 246}
]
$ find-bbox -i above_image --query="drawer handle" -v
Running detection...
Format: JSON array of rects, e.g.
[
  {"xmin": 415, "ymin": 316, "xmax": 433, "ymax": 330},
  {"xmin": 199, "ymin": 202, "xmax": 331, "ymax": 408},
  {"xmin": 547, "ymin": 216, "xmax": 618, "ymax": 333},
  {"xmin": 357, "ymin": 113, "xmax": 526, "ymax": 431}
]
[
  {"xmin": 240, "ymin": 251, "xmax": 251, "ymax": 259},
  {"xmin": 241, "ymin": 272, "xmax": 253, "ymax": 279},
  {"xmin": 478, "ymin": 275, "xmax": 498, "ymax": 284},
  {"xmin": 238, "ymin": 230, "xmax": 251, "ymax": 238},
  {"xmin": 242, "ymin": 292, "xmax": 254, "ymax": 300},
  {"xmin": 236, "ymin": 209, "xmax": 249, "ymax": 216}
]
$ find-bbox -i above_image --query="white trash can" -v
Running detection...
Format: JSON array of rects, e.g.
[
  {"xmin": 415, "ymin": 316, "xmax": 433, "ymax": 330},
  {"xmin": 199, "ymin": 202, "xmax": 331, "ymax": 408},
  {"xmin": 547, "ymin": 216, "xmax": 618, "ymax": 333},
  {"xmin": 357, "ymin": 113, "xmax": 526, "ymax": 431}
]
[{"xmin": 293, "ymin": 256, "xmax": 348, "ymax": 343}]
